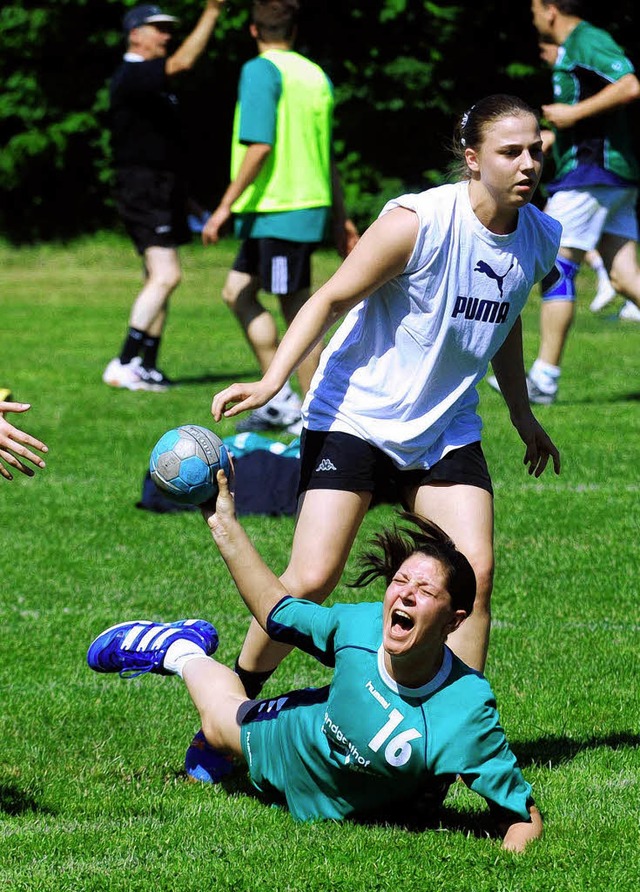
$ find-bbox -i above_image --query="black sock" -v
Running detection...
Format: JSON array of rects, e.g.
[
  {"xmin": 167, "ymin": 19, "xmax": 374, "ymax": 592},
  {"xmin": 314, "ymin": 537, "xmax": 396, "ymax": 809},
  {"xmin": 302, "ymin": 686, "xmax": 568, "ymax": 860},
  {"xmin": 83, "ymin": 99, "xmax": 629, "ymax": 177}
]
[
  {"xmin": 119, "ymin": 328, "xmax": 145, "ymax": 364},
  {"xmin": 234, "ymin": 658, "xmax": 276, "ymax": 700},
  {"xmin": 142, "ymin": 335, "xmax": 161, "ymax": 370}
]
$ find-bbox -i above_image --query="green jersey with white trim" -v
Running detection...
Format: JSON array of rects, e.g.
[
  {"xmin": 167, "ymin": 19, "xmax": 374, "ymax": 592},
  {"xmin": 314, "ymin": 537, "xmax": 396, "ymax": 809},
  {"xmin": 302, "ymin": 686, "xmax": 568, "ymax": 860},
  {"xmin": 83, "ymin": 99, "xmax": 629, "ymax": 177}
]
[
  {"xmin": 239, "ymin": 597, "xmax": 533, "ymax": 823},
  {"xmin": 550, "ymin": 21, "xmax": 638, "ymax": 186}
]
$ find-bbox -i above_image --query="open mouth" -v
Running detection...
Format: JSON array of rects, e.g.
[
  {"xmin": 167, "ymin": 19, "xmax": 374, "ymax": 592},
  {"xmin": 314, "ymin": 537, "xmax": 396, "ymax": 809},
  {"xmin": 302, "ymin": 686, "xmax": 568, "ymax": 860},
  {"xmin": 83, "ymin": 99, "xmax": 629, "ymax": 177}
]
[{"xmin": 391, "ymin": 609, "xmax": 414, "ymax": 634}]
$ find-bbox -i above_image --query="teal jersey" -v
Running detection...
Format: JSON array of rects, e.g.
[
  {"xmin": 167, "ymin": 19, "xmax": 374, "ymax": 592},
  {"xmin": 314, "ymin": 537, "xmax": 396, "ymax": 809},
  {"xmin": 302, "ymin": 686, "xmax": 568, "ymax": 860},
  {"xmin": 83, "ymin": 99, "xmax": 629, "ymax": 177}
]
[
  {"xmin": 240, "ymin": 597, "xmax": 533, "ymax": 823},
  {"xmin": 233, "ymin": 56, "xmax": 330, "ymax": 243},
  {"xmin": 549, "ymin": 21, "xmax": 638, "ymax": 188}
]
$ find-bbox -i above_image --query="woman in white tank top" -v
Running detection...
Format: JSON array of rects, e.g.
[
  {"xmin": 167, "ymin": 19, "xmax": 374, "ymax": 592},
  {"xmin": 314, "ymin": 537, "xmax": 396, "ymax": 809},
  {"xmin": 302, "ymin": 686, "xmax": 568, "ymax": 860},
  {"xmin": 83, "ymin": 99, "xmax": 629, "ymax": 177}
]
[{"xmin": 212, "ymin": 94, "xmax": 561, "ymax": 689}]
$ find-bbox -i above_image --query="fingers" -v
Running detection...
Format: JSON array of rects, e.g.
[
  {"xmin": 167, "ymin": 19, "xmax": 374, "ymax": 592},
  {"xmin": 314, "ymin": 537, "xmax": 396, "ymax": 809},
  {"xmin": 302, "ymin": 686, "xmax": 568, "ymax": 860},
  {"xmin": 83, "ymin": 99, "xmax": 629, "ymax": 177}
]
[
  {"xmin": 211, "ymin": 383, "xmax": 260, "ymax": 421},
  {"xmin": 0, "ymin": 401, "xmax": 31, "ymax": 415},
  {"xmin": 0, "ymin": 429, "xmax": 48, "ymax": 464},
  {"xmin": 0, "ymin": 448, "xmax": 35, "ymax": 480},
  {"xmin": 523, "ymin": 440, "xmax": 561, "ymax": 478},
  {"xmin": 216, "ymin": 467, "xmax": 229, "ymax": 494}
]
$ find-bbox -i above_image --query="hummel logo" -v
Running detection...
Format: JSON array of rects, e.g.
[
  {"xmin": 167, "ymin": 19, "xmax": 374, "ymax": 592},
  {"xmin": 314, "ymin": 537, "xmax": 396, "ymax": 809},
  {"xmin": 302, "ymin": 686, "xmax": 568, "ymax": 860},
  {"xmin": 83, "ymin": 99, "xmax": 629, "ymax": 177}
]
[
  {"xmin": 316, "ymin": 458, "xmax": 337, "ymax": 472},
  {"xmin": 474, "ymin": 259, "xmax": 515, "ymax": 297}
]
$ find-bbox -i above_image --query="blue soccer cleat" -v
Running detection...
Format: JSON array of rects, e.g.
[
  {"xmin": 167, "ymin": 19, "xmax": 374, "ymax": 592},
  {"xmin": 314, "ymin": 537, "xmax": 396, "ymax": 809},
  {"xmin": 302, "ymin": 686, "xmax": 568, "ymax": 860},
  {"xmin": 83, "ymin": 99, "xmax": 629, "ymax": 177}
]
[
  {"xmin": 87, "ymin": 619, "xmax": 218, "ymax": 677},
  {"xmin": 185, "ymin": 729, "xmax": 235, "ymax": 783}
]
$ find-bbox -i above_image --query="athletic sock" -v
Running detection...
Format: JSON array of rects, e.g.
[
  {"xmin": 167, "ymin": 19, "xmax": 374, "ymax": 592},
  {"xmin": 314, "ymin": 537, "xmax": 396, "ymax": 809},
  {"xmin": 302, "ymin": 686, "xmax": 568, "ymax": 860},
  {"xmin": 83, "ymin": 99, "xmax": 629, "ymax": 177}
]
[
  {"xmin": 530, "ymin": 358, "xmax": 561, "ymax": 393},
  {"xmin": 164, "ymin": 639, "xmax": 209, "ymax": 677},
  {"xmin": 142, "ymin": 335, "xmax": 161, "ymax": 370},
  {"xmin": 234, "ymin": 658, "xmax": 275, "ymax": 699},
  {"xmin": 119, "ymin": 328, "xmax": 145, "ymax": 365}
]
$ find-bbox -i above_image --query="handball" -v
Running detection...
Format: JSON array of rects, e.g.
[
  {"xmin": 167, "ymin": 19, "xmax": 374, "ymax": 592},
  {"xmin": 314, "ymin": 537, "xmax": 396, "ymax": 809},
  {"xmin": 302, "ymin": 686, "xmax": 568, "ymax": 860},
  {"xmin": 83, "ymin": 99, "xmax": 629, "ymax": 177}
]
[{"xmin": 149, "ymin": 424, "xmax": 230, "ymax": 505}]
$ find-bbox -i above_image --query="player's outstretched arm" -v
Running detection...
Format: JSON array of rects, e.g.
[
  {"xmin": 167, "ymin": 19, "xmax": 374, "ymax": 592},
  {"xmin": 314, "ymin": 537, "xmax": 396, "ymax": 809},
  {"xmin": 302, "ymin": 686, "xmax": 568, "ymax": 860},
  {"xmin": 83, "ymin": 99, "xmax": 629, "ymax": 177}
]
[
  {"xmin": 500, "ymin": 805, "xmax": 543, "ymax": 853},
  {"xmin": 0, "ymin": 401, "xmax": 48, "ymax": 481},
  {"xmin": 490, "ymin": 318, "xmax": 560, "ymax": 477},
  {"xmin": 211, "ymin": 206, "xmax": 418, "ymax": 421},
  {"xmin": 202, "ymin": 470, "xmax": 289, "ymax": 628}
]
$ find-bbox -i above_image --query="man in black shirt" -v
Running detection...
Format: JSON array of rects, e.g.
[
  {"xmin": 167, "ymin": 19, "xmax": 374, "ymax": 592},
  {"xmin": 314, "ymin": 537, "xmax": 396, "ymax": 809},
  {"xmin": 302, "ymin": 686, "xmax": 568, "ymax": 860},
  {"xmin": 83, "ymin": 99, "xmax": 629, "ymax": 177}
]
[{"xmin": 104, "ymin": 2, "xmax": 224, "ymax": 392}]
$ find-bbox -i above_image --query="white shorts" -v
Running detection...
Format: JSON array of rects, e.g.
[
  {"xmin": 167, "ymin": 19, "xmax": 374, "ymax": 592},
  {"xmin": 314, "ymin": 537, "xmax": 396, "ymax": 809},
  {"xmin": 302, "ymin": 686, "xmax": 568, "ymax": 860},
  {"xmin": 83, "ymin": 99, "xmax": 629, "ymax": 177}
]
[{"xmin": 545, "ymin": 186, "xmax": 639, "ymax": 251}]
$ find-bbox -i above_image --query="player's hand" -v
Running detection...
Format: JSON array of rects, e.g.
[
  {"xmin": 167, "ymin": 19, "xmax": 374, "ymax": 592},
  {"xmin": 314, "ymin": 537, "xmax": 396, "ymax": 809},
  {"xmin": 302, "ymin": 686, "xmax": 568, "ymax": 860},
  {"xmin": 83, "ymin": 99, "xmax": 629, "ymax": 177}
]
[
  {"xmin": 541, "ymin": 102, "xmax": 577, "ymax": 130},
  {"xmin": 512, "ymin": 412, "xmax": 561, "ymax": 477},
  {"xmin": 202, "ymin": 469, "xmax": 240, "ymax": 550},
  {"xmin": 0, "ymin": 402, "xmax": 48, "ymax": 481},
  {"xmin": 211, "ymin": 381, "xmax": 277, "ymax": 422},
  {"xmin": 202, "ymin": 206, "xmax": 231, "ymax": 246}
]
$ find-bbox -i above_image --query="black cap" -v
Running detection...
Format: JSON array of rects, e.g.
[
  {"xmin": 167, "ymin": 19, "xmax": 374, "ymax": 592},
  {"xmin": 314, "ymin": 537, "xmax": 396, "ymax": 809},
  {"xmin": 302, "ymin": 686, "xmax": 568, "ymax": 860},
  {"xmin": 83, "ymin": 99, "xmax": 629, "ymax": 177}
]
[{"xmin": 123, "ymin": 4, "xmax": 179, "ymax": 33}]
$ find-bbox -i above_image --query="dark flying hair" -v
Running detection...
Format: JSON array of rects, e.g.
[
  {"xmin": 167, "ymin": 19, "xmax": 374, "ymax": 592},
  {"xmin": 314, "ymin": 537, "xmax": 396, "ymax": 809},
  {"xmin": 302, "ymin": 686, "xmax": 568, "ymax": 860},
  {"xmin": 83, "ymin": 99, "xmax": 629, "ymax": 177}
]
[{"xmin": 349, "ymin": 513, "xmax": 476, "ymax": 616}]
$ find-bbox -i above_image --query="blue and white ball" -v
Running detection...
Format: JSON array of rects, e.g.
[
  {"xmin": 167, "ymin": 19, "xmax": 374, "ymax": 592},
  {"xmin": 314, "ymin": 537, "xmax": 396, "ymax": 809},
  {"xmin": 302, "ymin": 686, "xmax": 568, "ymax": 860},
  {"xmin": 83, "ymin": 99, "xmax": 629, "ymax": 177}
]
[{"xmin": 149, "ymin": 424, "xmax": 230, "ymax": 505}]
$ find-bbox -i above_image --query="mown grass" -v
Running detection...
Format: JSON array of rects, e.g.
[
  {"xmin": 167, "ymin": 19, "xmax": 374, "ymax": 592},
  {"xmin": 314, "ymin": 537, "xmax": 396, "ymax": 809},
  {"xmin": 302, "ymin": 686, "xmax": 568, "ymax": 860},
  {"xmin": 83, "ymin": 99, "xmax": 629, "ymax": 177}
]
[{"xmin": 0, "ymin": 234, "xmax": 639, "ymax": 891}]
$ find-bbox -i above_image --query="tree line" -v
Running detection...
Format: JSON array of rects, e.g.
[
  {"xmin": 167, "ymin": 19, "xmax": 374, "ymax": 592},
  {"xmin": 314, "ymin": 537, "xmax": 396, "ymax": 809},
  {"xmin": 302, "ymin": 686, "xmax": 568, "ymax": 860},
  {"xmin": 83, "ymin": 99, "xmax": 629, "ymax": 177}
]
[{"xmin": 1, "ymin": 0, "xmax": 638, "ymax": 242}]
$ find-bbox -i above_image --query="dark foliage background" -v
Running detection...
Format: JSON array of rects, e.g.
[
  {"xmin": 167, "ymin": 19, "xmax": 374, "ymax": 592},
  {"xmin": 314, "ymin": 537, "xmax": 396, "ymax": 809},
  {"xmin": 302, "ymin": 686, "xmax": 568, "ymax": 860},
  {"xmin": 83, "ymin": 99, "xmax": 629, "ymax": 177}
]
[{"xmin": 0, "ymin": 0, "xmax": 638, "ymax": 241}]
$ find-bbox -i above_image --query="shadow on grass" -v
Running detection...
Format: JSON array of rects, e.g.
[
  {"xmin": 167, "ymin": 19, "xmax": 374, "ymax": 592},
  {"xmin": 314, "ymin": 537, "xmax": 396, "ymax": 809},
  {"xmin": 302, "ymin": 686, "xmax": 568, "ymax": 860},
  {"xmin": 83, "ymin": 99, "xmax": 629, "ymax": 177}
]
[
  {"xmin": 178, "ymin": 769, "xmax": 500, "ymax": 840},
  {"xmin": 513, "ymin": 731, "xmax": 640, "ymax": 767},
  {"xmin": 0, "ymin": 783, "xmax": 54, "ymax": 816},
  {"xmin": 171, "ymin": 368, "xmax": 257, "ymax": 387},
  {"xmin": 555, "ymin": 391, "xmax": 640, "ymax": 406}
]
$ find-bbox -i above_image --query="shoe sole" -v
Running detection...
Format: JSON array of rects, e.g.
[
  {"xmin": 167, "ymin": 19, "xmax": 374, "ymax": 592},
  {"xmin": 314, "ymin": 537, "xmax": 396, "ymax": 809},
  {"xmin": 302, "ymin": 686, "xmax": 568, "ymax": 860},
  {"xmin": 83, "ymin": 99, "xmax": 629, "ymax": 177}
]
[
  {"xmin": 103, "ymin": 377, "xmax": 163, "ymax": 392},
  {"xmin": 528, "ymin": 392, "xmax": 556, "ymax": 405}
]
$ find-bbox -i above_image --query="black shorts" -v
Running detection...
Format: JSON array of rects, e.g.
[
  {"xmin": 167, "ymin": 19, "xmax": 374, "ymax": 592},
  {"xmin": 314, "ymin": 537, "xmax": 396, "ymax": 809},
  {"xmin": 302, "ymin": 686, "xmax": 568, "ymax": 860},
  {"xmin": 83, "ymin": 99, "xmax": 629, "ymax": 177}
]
[
  {"xmin": 233, "ymin": 238, "xmax": 314, "ymax": 295},
  {"xmin": 114, "ymin": 166, "xmax": 191, "ymax": 255},
  {"xmin": 298, "ymin": 430, "xmax": 493, "ymax": 500}
]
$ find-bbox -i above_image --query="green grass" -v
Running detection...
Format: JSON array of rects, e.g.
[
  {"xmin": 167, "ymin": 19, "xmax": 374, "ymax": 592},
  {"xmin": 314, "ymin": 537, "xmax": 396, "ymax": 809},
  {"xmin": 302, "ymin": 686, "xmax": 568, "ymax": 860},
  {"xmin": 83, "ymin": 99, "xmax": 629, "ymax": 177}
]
[{"xmin": 1, "ymin": 234, "xmax": 639, "ymax": 891}]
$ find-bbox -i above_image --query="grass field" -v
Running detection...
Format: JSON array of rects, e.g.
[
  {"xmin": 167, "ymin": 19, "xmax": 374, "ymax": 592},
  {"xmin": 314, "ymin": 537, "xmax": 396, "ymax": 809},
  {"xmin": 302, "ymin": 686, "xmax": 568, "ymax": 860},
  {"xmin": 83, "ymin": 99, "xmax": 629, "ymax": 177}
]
[{"xmin": 1, "ymin": 234, "xmax": 639, "ymax": 891}]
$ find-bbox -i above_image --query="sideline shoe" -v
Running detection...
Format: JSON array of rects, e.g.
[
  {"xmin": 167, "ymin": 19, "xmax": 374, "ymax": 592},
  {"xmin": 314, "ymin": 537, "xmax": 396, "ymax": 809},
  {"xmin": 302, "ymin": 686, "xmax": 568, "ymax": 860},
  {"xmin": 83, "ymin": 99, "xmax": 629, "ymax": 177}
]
[
  {"xmin": 132, "ymin": 358, "xmax": 173, "ymax": 391},
  {"xmin": 236, "ymin": 404, "xmax": 301, "ymax": 433},
  {"xmin": 619, "ymin": 300, "xmax": 640, "ymax": 322},
  {"xmin": 526, "ymin": 375, "xmax": 557, "ymax": 405},
  {"xmin": 185, "ymin": 729, "xmax": 235, "ymax": 783},
  {"xmin": 87, "ymin": 619, "xmax": 218, "ymax": 677},
  {"xmin": 589, "ymin": 282, "xmax": 616, "ymax": 313},
  {"xmin": 102, "ymin": 358, "xmax": 148, "ymax": 391}
]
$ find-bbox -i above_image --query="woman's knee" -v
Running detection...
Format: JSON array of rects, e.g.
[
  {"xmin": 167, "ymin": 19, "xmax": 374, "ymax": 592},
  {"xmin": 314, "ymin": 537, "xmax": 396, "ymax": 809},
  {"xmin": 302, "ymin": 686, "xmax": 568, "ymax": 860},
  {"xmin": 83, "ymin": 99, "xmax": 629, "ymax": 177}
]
[{"xmin": 280, "ymin": 561, "xmax": 339, "ymax": 604}]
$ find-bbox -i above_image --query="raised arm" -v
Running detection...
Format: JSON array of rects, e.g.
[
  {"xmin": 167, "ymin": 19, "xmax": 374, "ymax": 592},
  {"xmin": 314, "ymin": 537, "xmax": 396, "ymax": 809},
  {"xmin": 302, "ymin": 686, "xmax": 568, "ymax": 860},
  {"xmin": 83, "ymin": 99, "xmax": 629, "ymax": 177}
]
[
  {"xmin": 211, "ymin": 205, "xmax": 418, "ymax": 420},
  {"xmin": 165, "ymin": 0, "xmax": 225, "ymax": 76},
  {"xmin": 490, "ymin": 317, "xmax": 561, "ymax": 477},
  {"xmin": 202, "ymin": 471, "xmax": 289, "ymax": 629}
]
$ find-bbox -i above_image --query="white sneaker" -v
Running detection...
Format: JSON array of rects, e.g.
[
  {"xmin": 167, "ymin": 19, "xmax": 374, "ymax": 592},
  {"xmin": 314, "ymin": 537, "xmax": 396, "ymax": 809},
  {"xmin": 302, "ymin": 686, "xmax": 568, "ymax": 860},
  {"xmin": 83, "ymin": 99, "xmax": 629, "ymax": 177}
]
[
  {"xmin": 102, "ymin": 358, "xmax": 148, "ymax": 391},
  {"xmin": 526, "ymin": 375, "xmax": 557, "ymax": 405},
  {"xmin": 589, "ymin": 282, "xmax": 616, "ymax": 312},
  {"xmin": 618, "ymin": 301, "xmax": 640, "ymax": 322}
]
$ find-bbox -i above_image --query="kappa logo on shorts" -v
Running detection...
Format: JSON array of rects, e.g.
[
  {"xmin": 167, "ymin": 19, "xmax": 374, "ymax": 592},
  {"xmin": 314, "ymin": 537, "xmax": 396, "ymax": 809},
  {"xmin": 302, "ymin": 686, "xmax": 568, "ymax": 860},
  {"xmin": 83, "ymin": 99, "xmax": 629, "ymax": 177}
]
[{"xmin": 316, "ymin": 458, "xmax": 337, "ymax": 472}]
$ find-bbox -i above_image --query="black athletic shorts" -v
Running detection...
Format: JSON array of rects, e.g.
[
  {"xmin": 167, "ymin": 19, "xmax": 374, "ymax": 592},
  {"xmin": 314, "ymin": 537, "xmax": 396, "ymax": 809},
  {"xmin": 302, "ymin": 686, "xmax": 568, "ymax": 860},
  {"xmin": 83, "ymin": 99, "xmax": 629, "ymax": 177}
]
[
  {"xmin": 114, "ymin": 166, "xmax": 191, "ymax": 255},
  {"xmin": 233, "ymin": 238, "xmax": 314, "ymax": 295},
  {"xmin": 298, "ymin": 430, "xmax": 493, "ymax": 500}
]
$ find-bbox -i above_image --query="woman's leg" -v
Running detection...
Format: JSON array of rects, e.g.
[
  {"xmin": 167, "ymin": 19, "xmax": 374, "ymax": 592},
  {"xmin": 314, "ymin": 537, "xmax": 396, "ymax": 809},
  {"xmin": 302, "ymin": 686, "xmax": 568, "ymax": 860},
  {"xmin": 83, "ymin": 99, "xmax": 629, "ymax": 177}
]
[
  {"xmin": 236, "ymin": 487, "xmax": 372, "ymax": 674},
  {"xmin": 409, "ymin": 482, "xmax": 494, "ymax": 672},
  {"xmin": 182, "ymin": 657, "xmax": 247, "ymax": 757}
]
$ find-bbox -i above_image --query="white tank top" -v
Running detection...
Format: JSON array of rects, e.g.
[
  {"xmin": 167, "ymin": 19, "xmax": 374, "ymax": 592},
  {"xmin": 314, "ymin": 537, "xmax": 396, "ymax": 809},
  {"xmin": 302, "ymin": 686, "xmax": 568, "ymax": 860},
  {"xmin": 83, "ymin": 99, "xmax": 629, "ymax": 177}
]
[{"xmin": 303, "ymin": 181, "xmax": 561, "ymax": 469}]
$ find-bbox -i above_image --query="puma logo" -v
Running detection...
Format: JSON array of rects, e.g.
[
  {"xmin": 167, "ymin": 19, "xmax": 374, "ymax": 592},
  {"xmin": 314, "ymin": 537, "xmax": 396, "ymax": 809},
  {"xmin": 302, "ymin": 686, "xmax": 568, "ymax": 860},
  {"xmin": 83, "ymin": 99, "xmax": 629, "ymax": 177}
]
[{"xmin": 474, "ymin": 259, "xmax": 515, "ymax": 297}]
